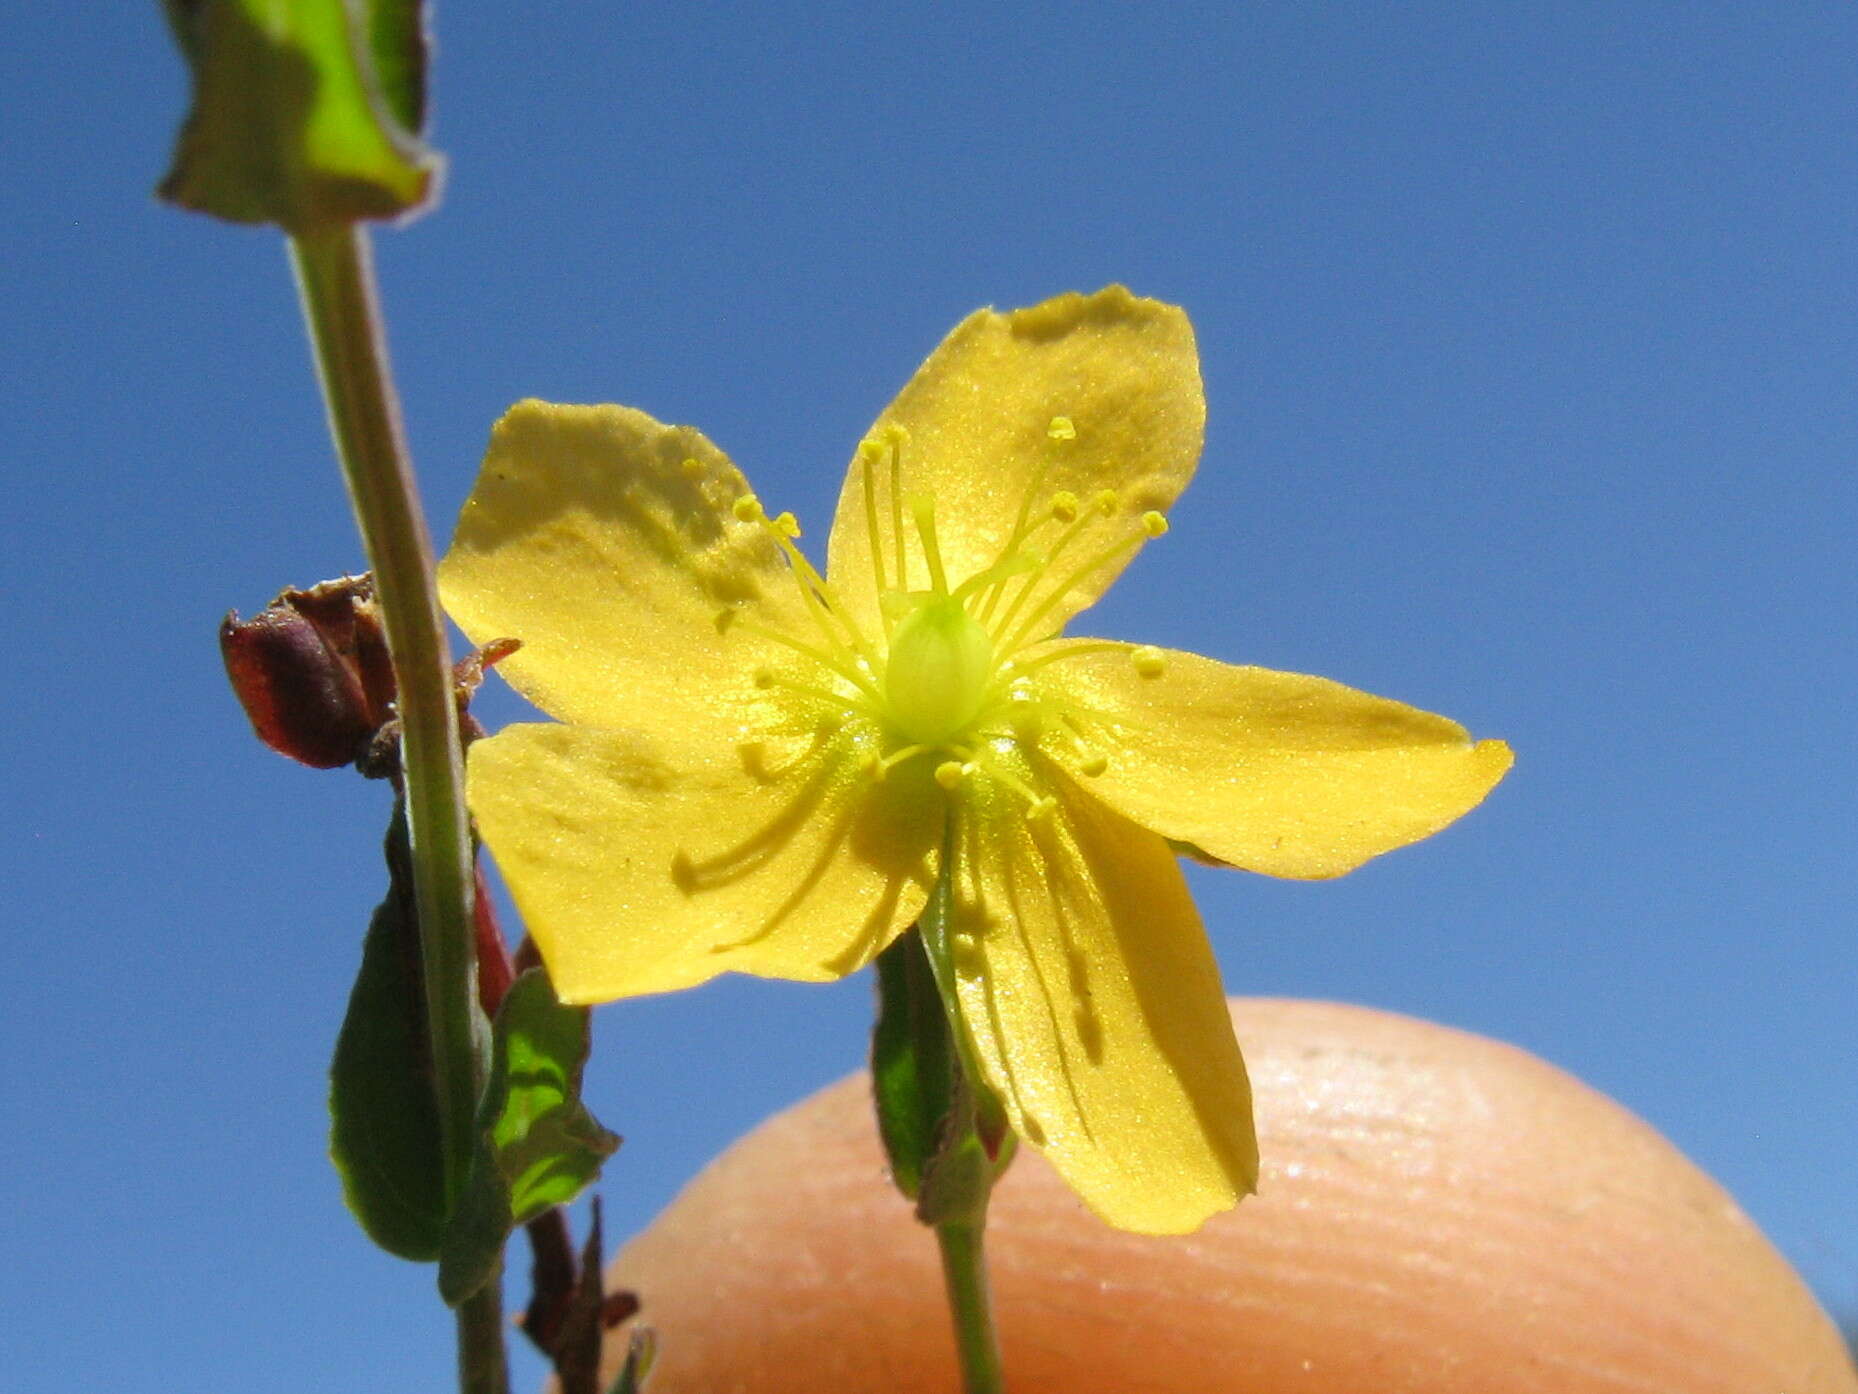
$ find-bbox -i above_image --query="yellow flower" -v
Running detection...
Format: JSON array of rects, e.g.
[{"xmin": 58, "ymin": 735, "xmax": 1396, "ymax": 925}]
[{"xmin": 439, "ymin": 287, "xmax": 1512, "ymax": 1235}]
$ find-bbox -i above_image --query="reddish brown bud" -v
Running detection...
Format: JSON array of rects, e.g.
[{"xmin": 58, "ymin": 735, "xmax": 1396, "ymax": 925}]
[{"xmin": 221, "ymin": 575, "xmax": 393, "ymax": 768}]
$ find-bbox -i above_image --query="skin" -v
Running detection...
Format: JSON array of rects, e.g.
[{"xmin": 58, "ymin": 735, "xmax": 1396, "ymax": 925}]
[{"xmin": 598, "ymin": 998, "xmax": 1857, "ymax": 1393}]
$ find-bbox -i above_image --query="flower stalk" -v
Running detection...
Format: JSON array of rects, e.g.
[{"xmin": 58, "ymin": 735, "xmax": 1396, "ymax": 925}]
[
  {"xmin": 913, "ymin": 837, "xmax": 1009, "ymax": 1393},
  {"xmin": 288, "ymin": 222, "xmax": 507, "ymax": 1394}
]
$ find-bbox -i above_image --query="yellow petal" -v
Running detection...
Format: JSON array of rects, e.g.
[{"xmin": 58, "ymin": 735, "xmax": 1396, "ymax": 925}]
[
  {"xmin": 439, "ymin": 400, "xmax": 810, "ymax": 733},
  {"xmin": 947, "ymin": 775, "xmax": 1257, "ymax": 1234},
  {"xmin": 1034, "ymin": 641, "xmax": 1514, "ymax": 879},
  {"xmin": 825, "ymin": 287, "xmax": 1203, "ymax": 639},
  {"xmin": 469, "ymin": 721, "xmax": 939, "ymax": 1003}
]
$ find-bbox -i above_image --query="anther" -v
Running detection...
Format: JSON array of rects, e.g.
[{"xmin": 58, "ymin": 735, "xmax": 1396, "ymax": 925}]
[
  {"xmin": 772, "ymin": 510, "xmax": 802, "ymax": 539},
  {"xmin": 1078, "ymin": 754, "xmax": 1109, "ymax": 777},
  {"xmin": 934, "ymin": 759, "xmax": 968, "ymax": 790},
  {"xmin": 857, "ymin": 438, "xmax": 887, "ymax": 464},
  {"xmin": 1028, "ymin": 796, "xmax": 1057, "ymax": 819},
  {"xmin": 1093, "ymin": 488, "xmax": 1119, "ymax": 516},
  {"xmin": 1131, "ymin": 645, "xmax": 1166, "ymax": 678},
  {"xmin": 1141, "ymin": 510, "xmax": 1169, "ymax": 538},
  {"xmin": 681, "ymin": 456, "xmax": 705, "ymax": 478},
  {"xmin": 732, "ymin": 494, "xmax": 764, "ymax": 523},
  {"xmin": 1050, "ymin": 490, "xmax": 1079, "ymax": 522},
  {"xmin": 1047, "ymin": 415, "xmax": 1077, "ymax": 441},
  {"xmin": 884, "ymin": 422, "xmax": 911, "ymax": 447}
]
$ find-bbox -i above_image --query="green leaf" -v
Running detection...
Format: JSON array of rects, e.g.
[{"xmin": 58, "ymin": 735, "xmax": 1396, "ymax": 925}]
[
  {"xmin": 158, "ymin": 0, "xmax": 437, "ymax": 230},
  {"xmin": 871, "ymin": 928, "xmax": 956, "ymax": 1202},
  {"xmin": 440, "ymin": 970, "xmax": 618, "ymax": 1306},
  {"xmin": 328, "ymin": 802, "xmax": 447, "ymax": 1261}
]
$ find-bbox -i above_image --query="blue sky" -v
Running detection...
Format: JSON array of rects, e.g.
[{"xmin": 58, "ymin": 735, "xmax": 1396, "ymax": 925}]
[{"xmin": 4, "ymin": 4, "xmax": 1855, "ymax": 1388}]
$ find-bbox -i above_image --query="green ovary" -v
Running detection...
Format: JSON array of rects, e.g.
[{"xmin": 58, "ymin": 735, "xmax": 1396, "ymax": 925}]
[{"xmin": 883, "ymin": 594, "xmax": 995, "ymax": 745}]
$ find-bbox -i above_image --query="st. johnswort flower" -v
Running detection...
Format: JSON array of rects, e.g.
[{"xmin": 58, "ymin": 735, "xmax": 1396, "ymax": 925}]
[{"xmin": 438, "ymin": 287, "xmax": 1512, "ymax": 1234}]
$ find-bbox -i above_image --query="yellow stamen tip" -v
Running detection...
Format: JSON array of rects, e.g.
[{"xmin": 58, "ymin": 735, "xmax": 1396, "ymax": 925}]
[
  {"xmin": 1047, "ymin": 415, "xmax": 1076, "ymax": 441},
  {"xmin": 884, "ymin": 423, "xmax": 911, "ymax": 447},
  {"xmin": 1029, "ymin": 796, "xmax": 1057, "ymax": 820},
  {"xmin": 1142, "ymin": 510, "xmax": 1169, "ymax": 538},
  {"xmin": 1093, "ymin": 488, "xmax": 1120, "ymax": 516},
  {"xmin": 934, "ymin": 759, "xmax": 967, "ymax": 790},
  {"xmin": 1079, "ymin": 754, "xmax": 1108, "ymax": 777},
  {"xmin": 1131, "ymin": 645, "xmax": 1166, "ymax": 678},
  {"xmin": 857, "ymin": 438, "xmax": 887, "ymax": 464},
  {"xmin": 772, "ymin": 510, "xmax": 802, "ymax": 539},
  {"xmin": 681, "ymin": 456, "xmax": 705, "ymax": 478},
  {"xmin": 732, "ymin": 494, "xmax": 764, "ymax": 523},
  {"xmin": 1050, "ymin": 490, "xmax": 1079, "ymax": 522}
]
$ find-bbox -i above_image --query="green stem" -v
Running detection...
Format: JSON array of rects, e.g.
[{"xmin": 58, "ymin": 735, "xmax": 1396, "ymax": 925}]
[
  {"xmin": 455, "ymin": 1285, "xmax": 510, "ymax": 1394},
  {"xmin": 935, "ymin": 1219, "xmax": 1006, "ymax": 1394},
  {"xmin": 915, "ymin": 823, "xmax": 1008, "ymax": 1393},
  {"xmin": 288, "ymin": 223, "xmax": 506, "ymax": 1394}
]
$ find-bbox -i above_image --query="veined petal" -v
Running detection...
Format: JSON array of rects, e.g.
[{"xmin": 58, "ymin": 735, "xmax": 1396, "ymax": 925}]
[
  {"xmin": 469, "ymin": 721, "xmax": 939, "ymax": 1004},
  {"xmin": 440, "ymin": 400, "xmax": 811, "ymax": 734},
  {"xmin": 1033, "ymin": 641, "xmax": 1514, "ymax": 880},
  {"xmin": 946, "ymin": 772, "xmax": 1257, "ymax": 1234},
  {"xmin": 826, "ymin": 287, "xmax": 1203, "ymax": 639}
]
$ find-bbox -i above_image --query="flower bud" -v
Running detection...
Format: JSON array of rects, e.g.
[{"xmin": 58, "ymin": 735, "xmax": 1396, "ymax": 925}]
[{"xmin": 220, "ymin": 575, "xmax": 393, "ymax": 768}]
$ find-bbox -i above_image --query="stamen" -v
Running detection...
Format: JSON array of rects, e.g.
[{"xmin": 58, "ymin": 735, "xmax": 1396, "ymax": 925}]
[
  {"xmin": 967, "ymin": 750, "xmax": 1057, "ymax": 819},
  {"xmin": 1050, "ymin": 490, "xmax": 1080, "ymax": 523},
  {"xmin": 1078, "ymin": 754, "xmax": 1109, "ymax": 778},
  {"xmin": 975, "ymin": 429, "xmax": 1076, "ymax": 620},
  {"xmin": 988, "ymin": 501, "xmax": 1099, "ymax": 643},
  {"xmin": 1130, "ymin": 645, "xmax": 1166, "ymax": 678},
  {"xmin": 951, "ymin": 550, "xmax": 1039, "ymax": 604},
  {"xmin": 999, "ymin": 639, "xmax": 1128, "ymax": 678},
  {"xmin": 681, "ymin": 456, "xmax": 705, "ymax": 478},
  {"xmin": 934, "ymin": 759, "xmax": 970, "ymax": 790},
  {"xmin": 857, "ymin": 440, "xmax": 889, "ymax": 606},
  {"xmin": 868, "ymin": 742, "xmax": 932, "ymax": 780},
  {"xmin": 755, "ymin": 514, "xmax": 884, "ymax": 672},
  {"xmin": 885, "ymin": 424, "xmax": 909, "ymax": 590},
  {"xmin": 736, "ymin": 621, "xmax": 882, "ymax": 703},
  {"xmin": 1000, "ymin": 524, "xmax": 1156, "ymax": 655},
  {"xmin": 758, "ymin": 671, "xmax": 874, "ymax": 710}
]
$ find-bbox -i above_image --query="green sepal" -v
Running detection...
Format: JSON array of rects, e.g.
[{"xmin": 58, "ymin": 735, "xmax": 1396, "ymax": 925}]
[
  {"xmin": 871, "ymin": 923, "xmax": 1015, "ymax": 1228},
  {"xmin": 327, "ymin": 800, "xmax": 447, "ymax": 1261},
  {"xmin": 871, "ymin": 928, "xmax": 954, "ymax": 1202},
  {"xmin": 158, "ymin": 0, "xmax": 438, "ymax": 231},
  {"xmin": 915, "ymin": 1074, "xmax": 1015, "ymax": 1230},
  {"xmin": 439, "ymin": 970, "xmax": 619, "ymax": 1306}
]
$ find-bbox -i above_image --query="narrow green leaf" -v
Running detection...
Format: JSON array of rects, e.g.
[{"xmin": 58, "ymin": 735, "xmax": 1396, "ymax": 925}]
[
  {"xmin": 440, "ymin": 970, "xmax": 618, "ymax": 1306},
  {"xmin": 328, "ymin": 802, "xmax": 447, "ymax": 1261},
  {"xmin": 871, "ymin": 928, "xmax": 955, "ymax": 1202},
  {"xmin": 158, "ymin": 0, "xmax": 437, "ymax": 230},
  {"xmin": 605, "ymin": 1328, "xmax": 658, "ymax": 1394}
]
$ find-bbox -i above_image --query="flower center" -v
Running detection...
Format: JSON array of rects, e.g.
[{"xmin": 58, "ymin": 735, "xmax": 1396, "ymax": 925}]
[
  {"xmin": 720, "ymin": 415, "xmax": 1170, "ymax": 804},
  {"xmin": 883, "ymin": 594, "xmax": 994, "ymax": 744}
]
